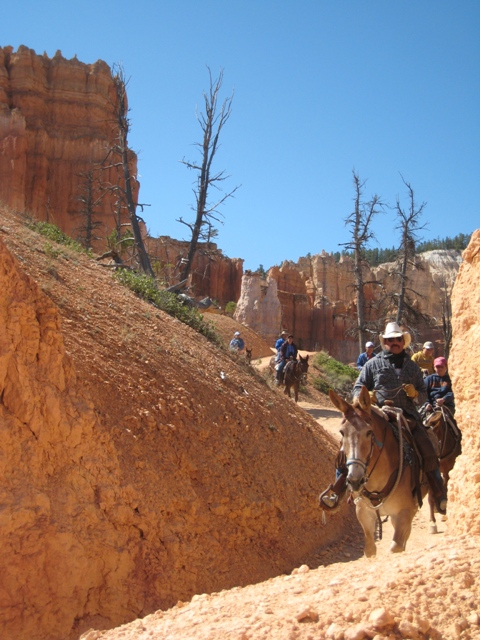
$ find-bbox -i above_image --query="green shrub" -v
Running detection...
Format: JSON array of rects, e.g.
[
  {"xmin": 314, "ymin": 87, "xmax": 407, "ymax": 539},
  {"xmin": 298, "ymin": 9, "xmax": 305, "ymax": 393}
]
[
  {"xmin": 27, "ymin": 221, "xmax": 88, "ymax": 254},
  {"xmin": 225, "ymin": 301, "xmax": 236, "ymax": 316},
  {"xmin": 312, "ymin": 350, "xmax": 358, "ymax": 396},
  {"xmin": 312, "ymin": 376, "xmax": 331, "ymax": 394},
  {"xmin": 113, "ymin": 269, "xmax": 222, "ymax": 345}
]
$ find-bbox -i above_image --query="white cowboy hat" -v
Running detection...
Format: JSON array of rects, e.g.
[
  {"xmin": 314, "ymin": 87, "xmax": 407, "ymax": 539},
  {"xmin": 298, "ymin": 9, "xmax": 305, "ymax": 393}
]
[{"xmin": 379, "ymin": 322, "xmax": 411, "ymax": 349}]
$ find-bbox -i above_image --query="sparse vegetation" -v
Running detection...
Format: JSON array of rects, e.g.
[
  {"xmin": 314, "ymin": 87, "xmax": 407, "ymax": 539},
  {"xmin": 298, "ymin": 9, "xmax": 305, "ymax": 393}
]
[
  {"xmin": 225, "ymin": 301, "xmax": 236, "ymax": 316},
  {"xmin": 311, "ymin": 350, "xmax": 358, "ymax": 396},
  {"xmin": 27, "ymin": 220, "xmax": 90, "ymax": 254},
  {"xmin": 113, "ymin": 269, "xmax": 222, "ymax": 345}
]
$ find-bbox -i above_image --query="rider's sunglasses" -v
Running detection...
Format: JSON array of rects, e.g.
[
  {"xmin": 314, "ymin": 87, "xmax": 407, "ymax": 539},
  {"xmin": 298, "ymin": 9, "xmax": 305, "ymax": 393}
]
[{"xmin": 385, "ymin": 337, "xmax": 403, "ymax": 343}]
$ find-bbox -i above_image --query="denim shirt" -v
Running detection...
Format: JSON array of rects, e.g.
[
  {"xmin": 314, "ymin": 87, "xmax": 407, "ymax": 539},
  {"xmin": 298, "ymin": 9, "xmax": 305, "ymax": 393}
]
[{"xmin": 353, "ymin": 350, "xmax": 426, "ymax": 418}]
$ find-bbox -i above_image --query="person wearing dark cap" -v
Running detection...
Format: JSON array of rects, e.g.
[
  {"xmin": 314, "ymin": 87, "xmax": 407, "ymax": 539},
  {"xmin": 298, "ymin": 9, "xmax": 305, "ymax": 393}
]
[
  {"xmin": 412, "ymin": 341, "xmax": 435, "ymax": 375},
  {"xmin": 356, "ymin": 341, "xmax": 376, "ymax": 370}
]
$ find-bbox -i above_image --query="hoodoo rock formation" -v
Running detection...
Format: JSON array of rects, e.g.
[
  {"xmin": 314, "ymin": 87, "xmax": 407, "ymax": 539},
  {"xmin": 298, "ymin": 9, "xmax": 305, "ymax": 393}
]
[
  {"xmin": 0, "ymin": 46, "xmax": 136, "ymax": 249},
  {"xmin": 235, "ymin": 250, "xmax": 462, "ymax": 361},
  {"xmin": 145, "ymin": 235, "xmax": 243, "ymax": 305},
  {"xmin": 0, "ymin": 46, "xmax": 243, "ymax": 303}
]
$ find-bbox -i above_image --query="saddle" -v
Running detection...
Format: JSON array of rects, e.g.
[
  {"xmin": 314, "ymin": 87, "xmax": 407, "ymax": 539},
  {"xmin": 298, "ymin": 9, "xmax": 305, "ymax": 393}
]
[{"xmin": 379, "ymin": 405, "xmax": 424, "ymax": 507}]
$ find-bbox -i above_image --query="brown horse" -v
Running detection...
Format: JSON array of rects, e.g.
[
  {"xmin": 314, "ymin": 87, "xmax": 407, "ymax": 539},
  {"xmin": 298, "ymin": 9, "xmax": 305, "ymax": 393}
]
[
  {"xmin": 328, "ymin": 386, "xmax": 426, "ymax": 557},
  {"xmin": 424, "ymin": 406, "xmax": 462, "ymax": 533},
  {"xmin": 283, "ymin": 355, "xmax": 309, "ymax": 402}
]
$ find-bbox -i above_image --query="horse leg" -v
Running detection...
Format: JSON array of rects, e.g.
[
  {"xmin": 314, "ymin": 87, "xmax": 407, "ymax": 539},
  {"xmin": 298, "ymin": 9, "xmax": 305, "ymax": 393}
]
[
  {"xmin": 356, "ymin": 503, "xmax": 377, "ymax": 557},
  {"xmin": 389, "ymin": 508, "xmax": 414, "ymax": 552},
  {"xmin": 284, "ymin": 384, "xmax": 291, "ymax": 398},
  {"xmin": 428, "ymin": 490, "xmax": 438, "ymax": 534},
  {"xmin": 294, "ymin": 381, "xmax": 299, "ymax": 403}
]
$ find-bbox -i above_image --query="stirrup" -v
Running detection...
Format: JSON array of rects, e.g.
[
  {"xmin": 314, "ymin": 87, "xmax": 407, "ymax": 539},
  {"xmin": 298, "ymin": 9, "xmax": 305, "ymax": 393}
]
[
  {"xmin": 319, "ymin": 485, "xmax": 340, "ymax": 512},
  {"xmin": 436, "ymin": 496, "xmax": 447, "ymax": 516}
]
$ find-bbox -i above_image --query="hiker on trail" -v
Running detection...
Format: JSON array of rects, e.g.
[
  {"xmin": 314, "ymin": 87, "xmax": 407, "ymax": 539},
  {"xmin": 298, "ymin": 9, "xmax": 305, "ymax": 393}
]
[{"xmin": 229, "ymin": 331, "xmax": 245, "ymax": 353}]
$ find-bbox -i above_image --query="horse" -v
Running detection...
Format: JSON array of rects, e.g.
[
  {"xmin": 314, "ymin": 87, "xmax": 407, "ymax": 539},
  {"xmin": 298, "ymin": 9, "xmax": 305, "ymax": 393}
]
[
  {"xmin": 424, "ymin": 406, "xmax": 462, "ymax": 533},
  {"xmin": 283, "ymin": 355, "xmax": 309, "ymax": 402},
  {"xmin": 245, "ymin": 348, "xmax": 252, "ymax": 365},
  {"xmin": 327, "ymin": 386, "xmax": 427, "ymax": 557}
]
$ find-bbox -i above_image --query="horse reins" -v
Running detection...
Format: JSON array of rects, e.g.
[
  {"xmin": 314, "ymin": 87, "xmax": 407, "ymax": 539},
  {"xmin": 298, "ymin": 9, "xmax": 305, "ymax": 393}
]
[{"xmin": 353, "ymin": 408, "xmax": 405, "ymax": 511}]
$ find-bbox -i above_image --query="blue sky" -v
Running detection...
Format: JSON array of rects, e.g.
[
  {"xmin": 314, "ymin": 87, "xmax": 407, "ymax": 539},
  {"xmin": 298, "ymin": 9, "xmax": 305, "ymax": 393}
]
[{"xmin": 3, "ymin": 1, "xmax": 479, "ymax": 270}]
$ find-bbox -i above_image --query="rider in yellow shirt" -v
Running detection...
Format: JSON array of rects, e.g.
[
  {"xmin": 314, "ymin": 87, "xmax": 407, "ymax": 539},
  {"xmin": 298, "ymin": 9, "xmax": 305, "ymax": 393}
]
[{"xmin": 411, "ymin": 341, "xmax": 435, "ymax": 375}]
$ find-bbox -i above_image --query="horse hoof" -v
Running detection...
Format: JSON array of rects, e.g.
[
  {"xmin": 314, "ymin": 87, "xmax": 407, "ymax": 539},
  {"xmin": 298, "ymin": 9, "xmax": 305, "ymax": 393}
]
[{"xmin": 429, "ymin": 524, "xmax": 438, "ymax": 535}]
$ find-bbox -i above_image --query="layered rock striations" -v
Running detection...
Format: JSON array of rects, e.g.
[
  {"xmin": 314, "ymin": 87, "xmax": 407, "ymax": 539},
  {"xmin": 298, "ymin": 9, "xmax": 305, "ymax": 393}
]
[
  {"xmin": 0, "ymin": 46, "xmax": 135, "ymax": 249},
  {"xmin": 145, "ymin": 235, "xmax": 243, "ymax": 304},
  {"xmin": 0, "ymin": 46, "xmax": 243, "ymax": 303},
  {"xmin": 235, "ymin": 250, "xmax": 463, "ymax": 360}
]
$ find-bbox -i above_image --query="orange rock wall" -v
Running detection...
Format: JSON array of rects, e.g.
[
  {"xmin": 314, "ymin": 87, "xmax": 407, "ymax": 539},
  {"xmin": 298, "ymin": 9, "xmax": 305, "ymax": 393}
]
[
  {"xmin": 237, "ymin": 250, "xmax": 461, "ymax": 361},
  {"xmin": 0, "ymin": 213, "xmax": 346, "ymax": 640},
  {"xmin": 0, "ymin": 240, "xmax": 138, "ymax": 640},
  {"xmin": 0, "ymin": 46, "xmax": 135, "ymax": 248},
  {"xmin": 447, "ymin": 229, "xmax": 480, "ymax": 534},
  {"xmin": 145, "ymin": 235, "xmax": 243, "ymax": 304}
]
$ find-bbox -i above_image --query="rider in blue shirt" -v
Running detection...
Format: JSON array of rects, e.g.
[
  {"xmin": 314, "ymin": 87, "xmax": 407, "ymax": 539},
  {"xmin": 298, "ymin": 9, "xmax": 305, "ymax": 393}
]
[
  {"xmin": 356, "ymin": 341, "xmax": 376, "ymax": 370},
  {"xmin": 274, "ymin": 331, "xmax": 288, "ymax": 361},
  {"xmin": 275, "ymin": 335, "xmax": 298, "ymax": 383}
]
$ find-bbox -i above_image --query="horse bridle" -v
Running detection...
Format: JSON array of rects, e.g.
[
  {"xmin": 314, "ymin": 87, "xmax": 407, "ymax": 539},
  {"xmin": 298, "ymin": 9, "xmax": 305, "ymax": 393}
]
[
  {"xmin": 345, "ymin": 412, "xmax": 385, "ymax": 479},
  {"xmin": 345, "ymin": 408, "xmax": 405, "ymax": 510}
]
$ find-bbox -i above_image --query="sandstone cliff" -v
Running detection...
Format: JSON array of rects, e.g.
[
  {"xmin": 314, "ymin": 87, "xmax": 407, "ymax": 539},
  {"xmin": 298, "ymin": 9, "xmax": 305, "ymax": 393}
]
[
  {"xmin": 0, "ymin": 46, "xmax": 136, "ymax": 249},
  {"xmin": 235, "ymin": 250, "xmax": 462, "ymax": 360},
  {"xmin": 0, "ymin": 46, "xmax": 243, "ymax": 303},
  {"xmin": 145, "ymin": 235, "xmax": 243, "ymax": 304},
  {"xmin": 447, "ymin": 229, "xmax": 480, "ymax": 534}
]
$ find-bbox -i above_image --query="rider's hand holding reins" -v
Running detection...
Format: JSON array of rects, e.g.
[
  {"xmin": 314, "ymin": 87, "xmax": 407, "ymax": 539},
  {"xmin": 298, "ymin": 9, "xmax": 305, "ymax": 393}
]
[{"xmin": 402, "ymin": 383, "xmax": 418, "ymax": 399}]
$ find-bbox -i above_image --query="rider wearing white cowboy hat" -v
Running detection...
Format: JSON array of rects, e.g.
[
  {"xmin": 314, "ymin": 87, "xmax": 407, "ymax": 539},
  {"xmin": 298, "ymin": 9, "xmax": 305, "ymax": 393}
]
[{"xmin": 320, "ymin": 321, "xmax": 448, "ymax": 515}]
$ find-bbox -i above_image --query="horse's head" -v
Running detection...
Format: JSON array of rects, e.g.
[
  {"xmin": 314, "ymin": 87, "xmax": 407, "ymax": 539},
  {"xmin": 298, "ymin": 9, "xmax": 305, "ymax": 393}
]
[
  {"xmin": 298, "ymin": 354, "xmax": 309, "ymax": 382},
  {"xmin": 245, "ymin": 348, "xmax": 252, "ymax": 364},
  {"xmin": 329, "ymin": 386, "xmax": 377, "ymax": 492}
]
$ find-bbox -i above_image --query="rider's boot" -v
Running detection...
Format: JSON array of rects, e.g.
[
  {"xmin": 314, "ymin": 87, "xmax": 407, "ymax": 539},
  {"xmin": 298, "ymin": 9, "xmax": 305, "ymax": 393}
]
[
  {"xmin": 319, "ymin": 470, "xmax": 348, "ymax": 511},
  {"xmin": 426, "ymin": 468, "xmax": 448, "ymax": 515}
]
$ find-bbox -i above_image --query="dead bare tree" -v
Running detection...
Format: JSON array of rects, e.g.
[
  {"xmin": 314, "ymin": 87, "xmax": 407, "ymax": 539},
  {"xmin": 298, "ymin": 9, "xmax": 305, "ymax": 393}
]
[
  {"xmin": 440, "ymin": 276, "xmax": 454, "ymax": 359},
  {"xmin": 341, "ymin": 171, "xmax": 385, "ymax": 353},
  {"xmin": 102, "ymin": 64, "xmax": 154, "ymax": 278},
  {"xmin": 178, "ymin": 67, "xmax": 239, "ymax": 283},
  {"xmin": 72, "ymin": 163, "xmax": 105, "ymax": 249},
  {"xmin": 392, "ymin": 176, "xmax": 427, "ymax": 325}
]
